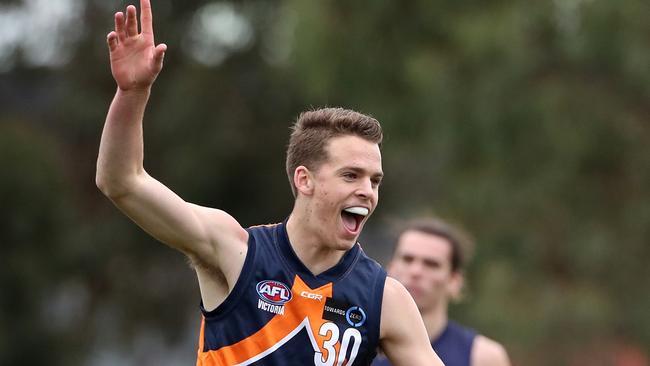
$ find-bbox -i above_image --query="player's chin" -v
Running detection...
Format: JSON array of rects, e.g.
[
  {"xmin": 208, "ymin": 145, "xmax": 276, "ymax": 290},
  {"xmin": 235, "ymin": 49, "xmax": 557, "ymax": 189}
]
[
  {"xmin": 335, "ymin": 236, "xmax": 358, "ymax": 250},
  {"xmin": 333, "ymin": 233, "xmax": 359, "ymax": 251}
]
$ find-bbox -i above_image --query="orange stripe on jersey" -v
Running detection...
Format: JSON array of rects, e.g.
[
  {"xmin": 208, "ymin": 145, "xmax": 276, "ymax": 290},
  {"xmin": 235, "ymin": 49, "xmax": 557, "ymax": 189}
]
[
  {"xmin": 197, "ymin": 275, "xmax": 335, "ymax": 366},
  {"xmin": 196, "ymin": 317, "xmax": 205, "ymax": 366}
]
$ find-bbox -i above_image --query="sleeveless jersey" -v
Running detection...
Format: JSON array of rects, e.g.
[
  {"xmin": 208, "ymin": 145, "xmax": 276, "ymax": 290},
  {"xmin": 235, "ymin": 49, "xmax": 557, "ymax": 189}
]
[
  {"xmin": 370, "ymin": 320, "xmax": 476, "ymax": 366},
  {"xmin": 196, "ymin": 222, "xmax": 387, "ymax": 366}
]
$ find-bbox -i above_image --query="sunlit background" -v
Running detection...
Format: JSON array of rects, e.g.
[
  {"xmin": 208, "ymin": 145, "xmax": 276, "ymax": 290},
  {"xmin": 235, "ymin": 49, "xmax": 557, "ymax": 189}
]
[{"xmin": 1, "ymin": 0, "xmax": 649, "ymax": 365}]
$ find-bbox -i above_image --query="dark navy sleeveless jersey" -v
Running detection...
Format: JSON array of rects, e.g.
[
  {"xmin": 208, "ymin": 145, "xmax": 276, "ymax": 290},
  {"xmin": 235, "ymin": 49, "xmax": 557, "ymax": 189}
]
[
  {"xmin": 196, "ymin": 222, "xmax": 387, "ymax": 366},
  {"xmin": 371, "ymin": 320, "xmax": 476, "ymax": 366}
]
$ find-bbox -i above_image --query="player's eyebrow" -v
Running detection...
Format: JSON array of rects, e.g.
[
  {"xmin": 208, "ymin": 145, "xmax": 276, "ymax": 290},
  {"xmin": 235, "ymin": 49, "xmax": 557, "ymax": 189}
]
[{"xmin": 339, "ymin": 166, "xmax": 384, "ymax": 179}]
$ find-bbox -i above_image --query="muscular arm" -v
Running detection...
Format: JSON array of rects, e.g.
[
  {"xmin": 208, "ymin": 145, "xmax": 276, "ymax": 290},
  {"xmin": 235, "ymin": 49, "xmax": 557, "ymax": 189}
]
[
  {"xmin": 379, "ymin": 277, "xmax": 445, "ymax": 366},
  {"xmin": 97, "ymin": 88, "xmax": 246, "ymax": 262},
  {"xmin": 96, "ymin": 0, "xmax": 247, "ymax": 302}
]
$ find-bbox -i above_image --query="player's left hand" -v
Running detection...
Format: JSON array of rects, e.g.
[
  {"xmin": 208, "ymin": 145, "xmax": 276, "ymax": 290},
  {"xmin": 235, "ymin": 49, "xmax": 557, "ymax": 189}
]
[{"xmin": 106, "ymin": 0, "xmax": 166, "ymax": 92}]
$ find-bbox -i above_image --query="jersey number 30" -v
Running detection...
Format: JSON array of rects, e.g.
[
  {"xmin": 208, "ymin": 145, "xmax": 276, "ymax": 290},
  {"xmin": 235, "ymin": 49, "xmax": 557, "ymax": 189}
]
[{"xmin": 314, "ymin": 322, "xmax": 361, "ymax": 366}]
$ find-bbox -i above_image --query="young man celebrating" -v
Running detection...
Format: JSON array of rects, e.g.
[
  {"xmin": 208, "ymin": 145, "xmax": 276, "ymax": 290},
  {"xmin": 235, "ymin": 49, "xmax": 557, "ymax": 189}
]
[
  {"xmin": 96, "ymin": 1, "xmax": 443, "ymax": 365},
  {"xmin": 372, "ymin": 218, "xmax": 511, "ymax": 366}
]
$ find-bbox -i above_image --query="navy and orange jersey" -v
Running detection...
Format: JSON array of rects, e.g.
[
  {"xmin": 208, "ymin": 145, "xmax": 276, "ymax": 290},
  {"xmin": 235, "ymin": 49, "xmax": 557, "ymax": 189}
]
[{"xmin": 196, "ymin": 221, "xmax": 387, "ymax": 366}]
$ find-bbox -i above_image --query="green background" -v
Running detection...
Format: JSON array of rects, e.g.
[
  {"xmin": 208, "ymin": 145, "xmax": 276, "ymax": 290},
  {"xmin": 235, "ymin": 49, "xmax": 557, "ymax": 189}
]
[{"xmin": 1, "ymin": 0, "xmax": 649, "ymax": 365}]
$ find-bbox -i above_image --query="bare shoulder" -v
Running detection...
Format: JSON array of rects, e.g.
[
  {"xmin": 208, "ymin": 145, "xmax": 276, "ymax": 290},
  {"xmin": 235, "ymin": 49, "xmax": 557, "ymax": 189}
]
[
  {"xmin": 472, "ymin": 334, "xmax": 511, "ymax": 366},
  {"xmin": 379, "ymin": 278, "xmax": 419, "ymax": 340},
  {"xmin": 380, "ymin": 277, "xmax": 444, "ymax": 366},
  {"xmin": 383, "ymin": 276, "xmax": 408, "ymax": 299},
  {"xmin": 187, "ymin": 204, "xmax": 249, "ymax": 274},
  {"xmin": 380, "ymin": 276, "xmax": 413, "ymax": 337},
  {"xmin": 380, "ymin": 277, "xmax": 412, "ymax": 318},
  {"xmin": 190, "ymin": 204, "xmax": 248, "ymax": 243}
]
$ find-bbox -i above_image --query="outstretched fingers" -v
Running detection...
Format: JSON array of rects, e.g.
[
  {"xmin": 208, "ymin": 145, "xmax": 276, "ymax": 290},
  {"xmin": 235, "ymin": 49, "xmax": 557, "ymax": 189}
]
[
  {"xmin": 114, "ymin": 11, "xmax": 126, "ymax": 43},
  {"xmin": 107, "ymin": 31, "xmax": 119, "ymax": 52},
  {"xmin": 140, "ymin": 0, "xmax": 154, "ymax": 36},
  {"xmin": 152, "ymin": 43, "xmax": 167, "ymax": 72},
  {"xmin": 125, "ymin": 5, "xmax": 139, "ymax": 38}
]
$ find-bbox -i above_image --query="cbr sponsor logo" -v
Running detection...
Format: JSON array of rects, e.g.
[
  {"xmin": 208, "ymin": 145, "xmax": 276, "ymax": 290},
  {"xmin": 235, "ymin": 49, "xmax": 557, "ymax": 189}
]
[{"xmin": 300, "ymin": 291, "xmax": 323, "ymax": 301}]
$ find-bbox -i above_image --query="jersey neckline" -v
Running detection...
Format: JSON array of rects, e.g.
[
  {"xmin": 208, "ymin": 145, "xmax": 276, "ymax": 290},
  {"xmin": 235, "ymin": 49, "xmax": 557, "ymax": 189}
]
[{"xmin": 275, "ymin": 219, "xmax": 361, "ymax": 287}]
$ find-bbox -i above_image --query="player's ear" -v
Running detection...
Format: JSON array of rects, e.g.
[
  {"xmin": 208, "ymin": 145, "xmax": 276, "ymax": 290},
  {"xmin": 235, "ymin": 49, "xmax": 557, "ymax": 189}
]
[
  {"xmin": 448, "ymin": 271, "xmax": 465, "ymax": 302},
  {"xmin": 294, "ymin": 166, "xmax": 314, "ymax": 195}
]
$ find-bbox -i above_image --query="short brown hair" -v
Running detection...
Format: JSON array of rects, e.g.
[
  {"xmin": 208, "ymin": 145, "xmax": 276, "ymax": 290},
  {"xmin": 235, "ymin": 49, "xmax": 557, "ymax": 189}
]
[
  {"xmin": 286, "ymin": 107, "xmax": 383, "ymax": 197},
  {"xmin": 395, "ymin": 218, "xmax": 474, "ymax": 273}
]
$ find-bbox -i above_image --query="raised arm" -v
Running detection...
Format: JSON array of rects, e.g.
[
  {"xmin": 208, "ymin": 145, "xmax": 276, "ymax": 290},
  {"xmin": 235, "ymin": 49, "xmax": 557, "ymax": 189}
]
[
  {"xmin": 96, "ymin": 0, "xmax": 248, "ymax": 296},
  {"xmin": 379, "ymin": 277, "xmax": 445, "ymax": 366}
]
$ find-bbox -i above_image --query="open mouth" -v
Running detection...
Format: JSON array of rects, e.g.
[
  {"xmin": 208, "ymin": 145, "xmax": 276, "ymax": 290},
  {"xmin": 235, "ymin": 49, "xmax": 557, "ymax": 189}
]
[{"xmin": 341, "ymin": 206, "xmax": 369, "ymax": 233}]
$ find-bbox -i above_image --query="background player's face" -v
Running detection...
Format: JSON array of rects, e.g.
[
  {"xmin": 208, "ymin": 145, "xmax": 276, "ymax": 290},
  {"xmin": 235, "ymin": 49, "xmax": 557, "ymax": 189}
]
[
  {"xmin": 388, "ymin": 230, "xmax": 463, "ymax": 311},
  {"xmin": 308, "ymin": 134, "xmax": 382, "ymax": 250}
]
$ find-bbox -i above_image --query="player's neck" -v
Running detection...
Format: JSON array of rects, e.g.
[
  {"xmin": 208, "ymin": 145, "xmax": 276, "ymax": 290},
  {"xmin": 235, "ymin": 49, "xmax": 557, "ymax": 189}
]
[
  {"xmin": 285, "ymin": 213, "xmax": 346, "ymax": 276},
  {"xmin": 421, "ymin": 301, "xmax": 449, "ymax": 341}
]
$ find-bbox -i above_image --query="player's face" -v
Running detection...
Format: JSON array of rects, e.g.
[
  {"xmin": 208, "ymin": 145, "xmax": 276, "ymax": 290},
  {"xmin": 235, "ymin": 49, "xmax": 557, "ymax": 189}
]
[
  {"xmin": 308, "ymin": 135, "xmax": 383, "ymax": 250},
  {"xmin": 388, "ymin": 230, "xmax": 462, "ymax": 311}
]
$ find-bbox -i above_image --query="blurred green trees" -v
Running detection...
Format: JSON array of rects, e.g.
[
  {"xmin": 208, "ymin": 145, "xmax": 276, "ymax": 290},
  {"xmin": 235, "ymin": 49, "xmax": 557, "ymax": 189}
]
[{"xmin": 1, "ymin": 0, "xmax": 648, "ymax": 365}]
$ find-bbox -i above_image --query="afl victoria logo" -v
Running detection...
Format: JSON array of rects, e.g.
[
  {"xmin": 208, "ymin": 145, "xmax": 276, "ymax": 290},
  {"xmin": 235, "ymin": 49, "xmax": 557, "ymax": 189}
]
[{"xmin": 256, "ymin": 280, "xmax": 293, "ymax": 305}]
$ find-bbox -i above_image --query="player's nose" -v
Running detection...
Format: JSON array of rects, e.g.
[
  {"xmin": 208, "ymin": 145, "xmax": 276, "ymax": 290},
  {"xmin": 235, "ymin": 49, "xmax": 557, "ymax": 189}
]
[
  {"xmin": 406, "ymin": 261, "xmax": 424, "ymax": 277},
  {"xmin": 355, "ymin": 177, "xmax": 374, "ymax": 199}
]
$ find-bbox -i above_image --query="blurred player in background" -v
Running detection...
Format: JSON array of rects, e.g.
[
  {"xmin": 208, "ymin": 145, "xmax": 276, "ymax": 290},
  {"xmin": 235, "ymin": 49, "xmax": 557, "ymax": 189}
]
[{"xmin": 372, "ymin": 217, "xmax": 511, "ymax": 366}]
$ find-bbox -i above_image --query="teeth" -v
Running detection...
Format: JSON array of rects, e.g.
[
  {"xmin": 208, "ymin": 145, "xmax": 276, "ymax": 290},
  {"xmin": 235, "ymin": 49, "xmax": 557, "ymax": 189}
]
[{"xmin": 343, "ymin": 207, "xmax": 369, "ymax": 216}]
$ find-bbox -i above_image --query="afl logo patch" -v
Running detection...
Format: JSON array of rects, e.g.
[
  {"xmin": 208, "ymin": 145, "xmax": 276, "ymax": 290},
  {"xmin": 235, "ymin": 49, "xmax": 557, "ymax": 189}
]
[{"xmin": 256, "ymin": 280, "xmax": 293, "ymax": 305}]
